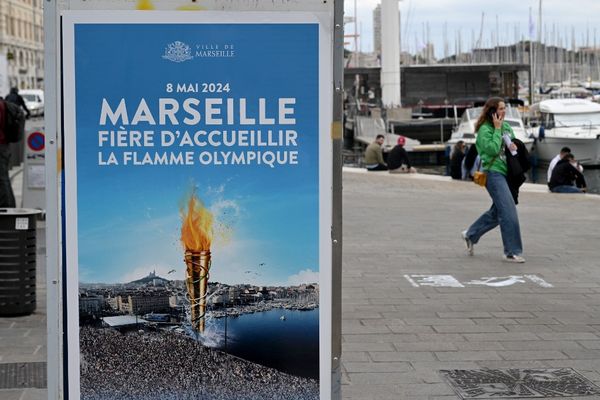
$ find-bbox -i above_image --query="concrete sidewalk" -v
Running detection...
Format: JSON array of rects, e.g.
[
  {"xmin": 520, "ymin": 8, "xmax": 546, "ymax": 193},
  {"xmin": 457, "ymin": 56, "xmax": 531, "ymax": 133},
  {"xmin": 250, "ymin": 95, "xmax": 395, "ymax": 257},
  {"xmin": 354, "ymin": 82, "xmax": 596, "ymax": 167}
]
[
  {"xmin": 3, "ymin": 167, "xmax": 600, "ymax": 399},
  {"xmin": 342, "ymin": 168, "xmax": 600, "ymax": 399}
]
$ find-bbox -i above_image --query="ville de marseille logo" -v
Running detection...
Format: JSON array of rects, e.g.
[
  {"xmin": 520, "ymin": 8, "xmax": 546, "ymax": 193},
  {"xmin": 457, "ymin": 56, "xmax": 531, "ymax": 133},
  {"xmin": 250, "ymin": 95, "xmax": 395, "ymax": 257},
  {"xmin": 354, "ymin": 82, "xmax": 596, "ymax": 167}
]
[{"xmin": 162, "ymin": 41, "xmax": 194, "ymax": 63}]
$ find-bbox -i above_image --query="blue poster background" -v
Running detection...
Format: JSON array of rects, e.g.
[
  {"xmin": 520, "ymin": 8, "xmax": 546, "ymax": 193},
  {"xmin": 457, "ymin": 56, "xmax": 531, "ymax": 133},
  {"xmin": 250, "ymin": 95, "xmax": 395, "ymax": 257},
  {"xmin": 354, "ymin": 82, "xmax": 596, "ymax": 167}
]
[{"xmin": 74, "ymin": 23, "xmax": 319, "ymax": 287}]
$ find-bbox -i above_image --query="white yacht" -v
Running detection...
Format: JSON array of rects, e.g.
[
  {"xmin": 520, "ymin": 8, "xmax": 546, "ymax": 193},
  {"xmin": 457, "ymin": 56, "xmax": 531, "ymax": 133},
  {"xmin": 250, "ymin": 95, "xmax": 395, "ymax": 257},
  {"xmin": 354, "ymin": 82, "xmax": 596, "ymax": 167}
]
[
  {"xmin": 532, "ymin": 99, "xmax": 600, "ymax": 166},
  {"xmin": 447, "ymin": 106, "xmax": 534, "ymax": 151}
]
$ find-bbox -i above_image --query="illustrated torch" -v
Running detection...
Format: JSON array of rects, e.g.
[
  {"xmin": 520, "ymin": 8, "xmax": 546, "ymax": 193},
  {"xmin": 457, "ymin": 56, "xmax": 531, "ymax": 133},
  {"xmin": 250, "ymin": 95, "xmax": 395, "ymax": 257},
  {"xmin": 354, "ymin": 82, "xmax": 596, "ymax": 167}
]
[{"xmin": 181, "ymin": 192, "xmax": 213, "ymax": 333}]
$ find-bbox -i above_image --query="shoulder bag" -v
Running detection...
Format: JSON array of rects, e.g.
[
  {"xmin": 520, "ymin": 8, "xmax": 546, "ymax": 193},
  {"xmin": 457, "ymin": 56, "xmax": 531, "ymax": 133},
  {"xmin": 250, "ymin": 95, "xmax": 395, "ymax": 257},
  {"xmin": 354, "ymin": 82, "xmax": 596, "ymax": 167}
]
[{"xmin": 473, "ymin": 148, "xmax": 503, "ymax": 187}]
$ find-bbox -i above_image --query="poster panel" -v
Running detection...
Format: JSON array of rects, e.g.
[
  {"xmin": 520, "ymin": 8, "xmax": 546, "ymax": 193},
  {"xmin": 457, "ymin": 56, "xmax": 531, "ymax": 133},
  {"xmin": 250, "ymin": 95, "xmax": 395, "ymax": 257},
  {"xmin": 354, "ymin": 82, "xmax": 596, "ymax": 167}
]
[{"xmin": 62, "ymin": 11, "xmax": 332, "ymax": 399}]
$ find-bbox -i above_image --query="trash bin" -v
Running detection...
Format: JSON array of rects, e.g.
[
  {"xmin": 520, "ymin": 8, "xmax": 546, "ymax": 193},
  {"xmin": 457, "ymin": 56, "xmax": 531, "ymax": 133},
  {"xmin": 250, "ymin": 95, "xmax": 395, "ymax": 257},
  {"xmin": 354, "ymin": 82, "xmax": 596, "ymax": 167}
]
[{"xmin": 0, "ymin": 208, "xmax": 42, "ymax": 316}]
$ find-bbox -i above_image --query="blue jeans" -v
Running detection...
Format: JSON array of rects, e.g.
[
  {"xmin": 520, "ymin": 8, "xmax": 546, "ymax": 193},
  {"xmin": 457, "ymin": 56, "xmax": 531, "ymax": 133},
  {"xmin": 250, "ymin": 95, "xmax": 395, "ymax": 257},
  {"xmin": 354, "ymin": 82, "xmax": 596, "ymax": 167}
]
[
  {"xmin": 551, "ymin": 185, "xmax": 583, "ymax": 193},
  {"xmin": 0, "ymin": 144, "xmax": 15, "ymax": 208},
  {"xmin": 466, "ymin": 171, "xmax": 523, "ymax": 256}
]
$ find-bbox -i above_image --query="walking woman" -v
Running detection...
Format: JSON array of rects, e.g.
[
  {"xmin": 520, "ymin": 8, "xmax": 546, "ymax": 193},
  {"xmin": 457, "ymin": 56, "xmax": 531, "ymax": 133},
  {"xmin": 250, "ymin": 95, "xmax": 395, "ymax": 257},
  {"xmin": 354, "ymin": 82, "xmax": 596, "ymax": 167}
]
[{"xmin": 461, "ymin": 97, "xmax": 525, "ymax": 263}]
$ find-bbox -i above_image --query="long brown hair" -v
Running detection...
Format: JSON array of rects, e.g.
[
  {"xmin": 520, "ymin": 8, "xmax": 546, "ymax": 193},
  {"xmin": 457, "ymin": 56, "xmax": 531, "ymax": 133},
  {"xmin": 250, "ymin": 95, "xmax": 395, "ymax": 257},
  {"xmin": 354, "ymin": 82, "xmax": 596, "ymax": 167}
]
[{"xmin": 475, "ymin": 97, "xmax": 505, "ymax": 133}]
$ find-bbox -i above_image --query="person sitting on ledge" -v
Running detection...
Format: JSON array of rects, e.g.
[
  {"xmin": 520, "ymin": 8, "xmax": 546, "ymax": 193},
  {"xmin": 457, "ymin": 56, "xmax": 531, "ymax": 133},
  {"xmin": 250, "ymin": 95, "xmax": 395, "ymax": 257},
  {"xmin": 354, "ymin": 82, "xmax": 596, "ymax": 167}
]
[
  {"xmin": 388, "ymin": 135, "xmax": 417, "ymax": 174},
  {"xmin": 364, "ymin": 134, "xmax": 388, "ymax": 171},
  {"xmin": 548, "ymin": 153, "xmax": 587, "ymax": 194}
]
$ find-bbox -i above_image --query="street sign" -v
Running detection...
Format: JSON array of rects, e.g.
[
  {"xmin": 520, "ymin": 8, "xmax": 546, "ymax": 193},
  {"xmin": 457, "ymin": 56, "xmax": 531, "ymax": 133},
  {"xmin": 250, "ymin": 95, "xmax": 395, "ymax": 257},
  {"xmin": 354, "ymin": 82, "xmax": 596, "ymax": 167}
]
[
  {"xmin": 27, "ymin": 131, "xmax": 45, "ymax": 152},
  {"xmin": 22, "ymin": 129, "xmax": 46, "ymax": 209}
]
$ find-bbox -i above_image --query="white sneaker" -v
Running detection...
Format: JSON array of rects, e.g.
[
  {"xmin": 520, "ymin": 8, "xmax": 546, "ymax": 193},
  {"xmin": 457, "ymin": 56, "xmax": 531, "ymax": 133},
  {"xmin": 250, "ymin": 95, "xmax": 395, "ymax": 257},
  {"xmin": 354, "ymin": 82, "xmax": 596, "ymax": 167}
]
[
  {"xmin": 503, "ymin": 255, "xmax": 526, "ymax": 263},
  {"xmin": 461, "ymin": 230, "xmax": 474, "ymax": 256}
]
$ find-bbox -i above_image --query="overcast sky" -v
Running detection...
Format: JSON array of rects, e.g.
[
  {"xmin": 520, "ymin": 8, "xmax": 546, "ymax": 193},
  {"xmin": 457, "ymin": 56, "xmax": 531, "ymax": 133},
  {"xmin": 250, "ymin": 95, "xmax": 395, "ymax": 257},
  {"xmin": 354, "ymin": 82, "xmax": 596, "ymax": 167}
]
[{"xmin": 345, "ymin": 0, "xmax": 600, "ymax": 58}]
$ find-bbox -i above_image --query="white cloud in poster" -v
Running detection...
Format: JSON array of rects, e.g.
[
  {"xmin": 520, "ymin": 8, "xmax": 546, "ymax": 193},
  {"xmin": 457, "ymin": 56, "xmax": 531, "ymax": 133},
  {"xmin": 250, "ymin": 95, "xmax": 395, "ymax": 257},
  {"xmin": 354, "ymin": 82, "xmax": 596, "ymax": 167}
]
[{"xmin": 287, "ymin": 269, "xmax": 319, "ymax": 286}]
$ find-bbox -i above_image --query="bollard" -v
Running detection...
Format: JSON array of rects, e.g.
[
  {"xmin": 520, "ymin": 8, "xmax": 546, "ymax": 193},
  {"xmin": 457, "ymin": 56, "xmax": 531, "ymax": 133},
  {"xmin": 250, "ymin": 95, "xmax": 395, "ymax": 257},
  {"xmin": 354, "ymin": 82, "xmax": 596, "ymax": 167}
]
[{"xmin": 0, "ymin": 208, "xmax": 41, "ymax": 316}]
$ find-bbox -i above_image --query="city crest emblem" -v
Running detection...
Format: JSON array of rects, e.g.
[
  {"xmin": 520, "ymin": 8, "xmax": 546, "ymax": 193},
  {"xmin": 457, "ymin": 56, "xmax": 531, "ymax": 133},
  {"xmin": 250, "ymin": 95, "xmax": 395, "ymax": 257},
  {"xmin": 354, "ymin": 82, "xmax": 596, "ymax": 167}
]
[{"xmin": 162, "ymin": 41, "xmax": 194, "ymax": 63}]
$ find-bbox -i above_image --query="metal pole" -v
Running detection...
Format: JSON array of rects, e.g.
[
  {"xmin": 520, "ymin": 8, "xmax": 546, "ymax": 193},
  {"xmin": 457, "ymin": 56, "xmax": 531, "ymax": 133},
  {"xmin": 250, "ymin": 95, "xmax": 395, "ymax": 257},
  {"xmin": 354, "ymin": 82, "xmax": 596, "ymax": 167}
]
[
  {"xmin": 440, "ymin": 118, "xmax": 443, "ymax": 143},
  {"xmin": 43, "ymin": 0, "xmax": 62, "ymax": 398},
  {"xmin": 529, "ymin": 7, "xmax": 534, "ymax": 106},
  {"xmin": 538, "ymin": 0, "xmax": 543, "ymax": 88},
  {"xmin": 332, "ymin": 0, "xmax": 344, "ymax": 398},
  {"xmin": 32, "ymin": 1, "xmax": 37, "ymax": 88},
  {"xmin": 353, "ymin": 0, "xmax": 358, "ymax": 67}
]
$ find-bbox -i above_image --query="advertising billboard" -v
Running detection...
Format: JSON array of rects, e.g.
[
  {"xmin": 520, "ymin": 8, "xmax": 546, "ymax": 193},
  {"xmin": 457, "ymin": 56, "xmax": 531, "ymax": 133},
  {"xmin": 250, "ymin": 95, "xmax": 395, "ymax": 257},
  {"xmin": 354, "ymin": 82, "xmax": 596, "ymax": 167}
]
[{"xmin": 62, "ymin": 11, "xmax": 332, "ymax": 399}]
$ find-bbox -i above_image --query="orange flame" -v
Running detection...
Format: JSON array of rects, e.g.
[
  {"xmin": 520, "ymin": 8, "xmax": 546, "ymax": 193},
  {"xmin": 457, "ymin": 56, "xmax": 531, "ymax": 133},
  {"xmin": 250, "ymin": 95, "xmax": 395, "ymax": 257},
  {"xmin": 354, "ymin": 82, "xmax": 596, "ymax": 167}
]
[{"xmin": 180, "ymin": 192, "xmax": 213, "ymax": 251}]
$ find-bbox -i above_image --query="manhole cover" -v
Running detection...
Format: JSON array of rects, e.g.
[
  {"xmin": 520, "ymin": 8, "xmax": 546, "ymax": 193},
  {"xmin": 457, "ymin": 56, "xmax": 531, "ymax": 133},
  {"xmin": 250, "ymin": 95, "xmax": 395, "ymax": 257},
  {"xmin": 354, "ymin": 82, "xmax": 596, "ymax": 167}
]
[
  {"xmin": 440, "ymin": 368, "xmax": 600, "ymax": 399},
  {"xmin": 0, "ymin": 362, "xmax": 47, "ymax": 389}
]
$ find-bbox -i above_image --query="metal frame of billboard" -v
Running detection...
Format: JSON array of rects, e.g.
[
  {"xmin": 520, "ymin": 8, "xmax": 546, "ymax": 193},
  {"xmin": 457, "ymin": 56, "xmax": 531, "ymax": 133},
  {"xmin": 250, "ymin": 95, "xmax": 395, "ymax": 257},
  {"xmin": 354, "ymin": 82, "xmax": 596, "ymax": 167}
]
[{"xmin": 44, "ymin": 1, "xmax": 343, "ymax": 399}]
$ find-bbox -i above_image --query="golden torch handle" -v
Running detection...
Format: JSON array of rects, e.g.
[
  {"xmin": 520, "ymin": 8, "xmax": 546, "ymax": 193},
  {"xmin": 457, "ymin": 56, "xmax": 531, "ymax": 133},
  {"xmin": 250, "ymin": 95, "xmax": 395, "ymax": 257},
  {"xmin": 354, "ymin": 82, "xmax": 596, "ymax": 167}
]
[{"xmin": 184, "ymin": 250, "xmax": 211, "ymax": 333}]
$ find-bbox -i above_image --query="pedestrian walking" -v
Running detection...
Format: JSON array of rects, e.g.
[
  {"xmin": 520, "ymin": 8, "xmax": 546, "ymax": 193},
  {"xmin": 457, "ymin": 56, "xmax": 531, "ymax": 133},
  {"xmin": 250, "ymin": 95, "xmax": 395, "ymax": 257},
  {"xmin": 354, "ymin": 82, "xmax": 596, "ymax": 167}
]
[
  {"xmin": 5, "ymin": 87, "xmax": 31, "ymax": 119},
  {"xmin": 0, "ymin": 100, "xmax": 16, "ymax": 207},
  {"xmin": 461, "ymin": 97, "xmax": 525, "ymax": 263}
]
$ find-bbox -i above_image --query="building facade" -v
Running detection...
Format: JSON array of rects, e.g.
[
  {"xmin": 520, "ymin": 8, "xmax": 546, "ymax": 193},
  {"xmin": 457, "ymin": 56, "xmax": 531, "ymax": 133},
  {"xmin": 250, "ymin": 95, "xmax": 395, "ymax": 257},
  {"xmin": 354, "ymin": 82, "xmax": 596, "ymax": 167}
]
[
  {"xmin": 0, "ymin": 0, "xmax": 44, "ymax": 93},
  {"xmin": 128, "ymin": 293, "xmax": 171, "ymax": 315},
  {"xmin": 79, "ymin": 295, "xmax": 105, "ymax": 315}
]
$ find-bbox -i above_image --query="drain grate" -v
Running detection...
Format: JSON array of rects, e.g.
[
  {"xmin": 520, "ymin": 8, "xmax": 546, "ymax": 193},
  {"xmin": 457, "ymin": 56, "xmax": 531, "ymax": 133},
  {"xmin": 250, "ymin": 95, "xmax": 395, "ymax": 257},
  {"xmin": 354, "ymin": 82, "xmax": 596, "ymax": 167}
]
[
  {"xmin": 440, "ymin": 368, "xmax": 600, "ymax": 399},
  {"xmin": 0, "ymin": 362, "xmax": 47, "ymax": 389}
]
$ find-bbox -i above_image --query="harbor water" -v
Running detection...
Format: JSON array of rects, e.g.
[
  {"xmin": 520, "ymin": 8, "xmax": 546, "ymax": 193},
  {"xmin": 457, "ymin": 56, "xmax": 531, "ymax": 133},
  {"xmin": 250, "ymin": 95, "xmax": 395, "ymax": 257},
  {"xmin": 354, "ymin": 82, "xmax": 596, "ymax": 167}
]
[{"xmin": 211, "ymin": 309, "xmax": 319, "ymax": 379}]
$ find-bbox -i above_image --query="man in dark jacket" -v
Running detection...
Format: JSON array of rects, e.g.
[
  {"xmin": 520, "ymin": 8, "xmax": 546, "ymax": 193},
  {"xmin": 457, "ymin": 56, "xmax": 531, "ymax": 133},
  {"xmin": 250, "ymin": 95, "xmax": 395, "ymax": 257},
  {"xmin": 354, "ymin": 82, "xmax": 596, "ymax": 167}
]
[
  {"xmin": 548, "ymin": 153, "xmax": 587, "ymax": 193},
  {"xmin": 0, "ymin": 100, "xmax": 16, "ymax": 207},
  {"xmin": 5, "ymin": 87, "xmax": 30, "ymax": 119},
  {"xmin": 388, "ymin": 136, "xmax": 416, "ymax": 173}
]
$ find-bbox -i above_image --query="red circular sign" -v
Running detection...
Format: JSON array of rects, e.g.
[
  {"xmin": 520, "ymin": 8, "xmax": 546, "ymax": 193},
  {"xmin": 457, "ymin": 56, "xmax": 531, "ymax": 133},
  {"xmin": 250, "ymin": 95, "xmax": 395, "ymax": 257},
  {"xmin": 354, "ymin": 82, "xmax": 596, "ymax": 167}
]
[{"xmin": 27, "ymin": 131, "xmax": 45, "ymax": 152}]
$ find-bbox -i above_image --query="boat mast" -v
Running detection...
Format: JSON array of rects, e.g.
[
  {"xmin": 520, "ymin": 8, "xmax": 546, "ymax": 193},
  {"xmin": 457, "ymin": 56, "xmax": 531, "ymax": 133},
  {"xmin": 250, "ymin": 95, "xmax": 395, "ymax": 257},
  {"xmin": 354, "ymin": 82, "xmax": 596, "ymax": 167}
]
[
  {"xmin": 538, "ymin": 0, "xmax": 543, "ymax": 89},
  {"xmin": 353, "ymin": 0, "xmax": 358, "ymax": 67},
  {"xmin": 528, "ymin": 6, "xmax": 534, "ymax": 105}
]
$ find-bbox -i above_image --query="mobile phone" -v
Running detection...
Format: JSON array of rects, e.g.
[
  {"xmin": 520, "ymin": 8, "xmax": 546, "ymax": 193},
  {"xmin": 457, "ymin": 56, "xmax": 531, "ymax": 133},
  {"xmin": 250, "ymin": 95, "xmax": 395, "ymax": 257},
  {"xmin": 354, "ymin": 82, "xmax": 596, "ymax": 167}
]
[{"xmin": 487, "ymin": 107, "xmax": 497, "ymax": 119}]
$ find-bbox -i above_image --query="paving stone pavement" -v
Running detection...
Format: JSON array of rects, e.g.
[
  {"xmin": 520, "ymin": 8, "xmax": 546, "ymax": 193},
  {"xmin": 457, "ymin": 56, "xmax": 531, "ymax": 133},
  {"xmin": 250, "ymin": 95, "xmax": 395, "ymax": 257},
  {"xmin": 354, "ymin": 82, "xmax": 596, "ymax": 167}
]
[
  {"xmin": 1, "ymin": 152, "xmax": 47, "ymax": 400},
  {"xmin": 341, "ymin": 168, "xmax": 600, "ymax": 399},
  {"xmin": 0, "ymin": 220, "xmax": 46, "ymax": 400},
  {"xmin": 3, "ymin": 167, "xmax": 600, "ymax": 400}
]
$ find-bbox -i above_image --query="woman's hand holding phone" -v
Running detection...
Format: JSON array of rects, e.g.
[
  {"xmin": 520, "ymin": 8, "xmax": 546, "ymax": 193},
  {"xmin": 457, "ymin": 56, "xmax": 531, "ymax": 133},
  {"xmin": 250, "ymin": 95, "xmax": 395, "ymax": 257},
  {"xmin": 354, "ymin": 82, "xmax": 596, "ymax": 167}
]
[{"xmin": 492, "ymin": 112, "xmax": 503, "ymax": 129}]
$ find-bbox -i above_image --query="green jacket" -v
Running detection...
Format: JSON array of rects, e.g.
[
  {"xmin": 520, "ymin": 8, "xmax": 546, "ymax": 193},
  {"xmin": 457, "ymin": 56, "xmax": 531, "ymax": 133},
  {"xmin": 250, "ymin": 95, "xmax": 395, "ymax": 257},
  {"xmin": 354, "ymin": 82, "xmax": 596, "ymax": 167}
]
[
  {"xmin": 364, "ymin": 142, "xmax": 385, "ymax": 165},
  {"xmin": 475, "ymin": 121, "xmax": 514, "ymax": 176}
]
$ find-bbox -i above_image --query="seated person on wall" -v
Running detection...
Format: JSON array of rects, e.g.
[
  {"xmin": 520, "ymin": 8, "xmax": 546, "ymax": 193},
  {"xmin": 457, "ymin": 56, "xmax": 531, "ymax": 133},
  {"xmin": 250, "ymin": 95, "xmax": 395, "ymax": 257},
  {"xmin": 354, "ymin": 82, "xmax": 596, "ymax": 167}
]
[
  {"xmin": 450, "ymin": 140, "xmax": 466, "ymax": 180},
  {"xmin": 461, "ymin": 144, "xmax": 480, "ymax": 180},
  {"xmin": 364, "ymin": 134, "xmax": 388, "ymax": 171},
  {"xmin": 388, "ymin": 136, "xmax": 417, "ymax": 174},
  {"xmin": 547, "ymin": 146, "xmax": 583, "ymax": 184},
  {"xmin": 548, "ymin": 153, "xmax": 587, "ymax": 194}
]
